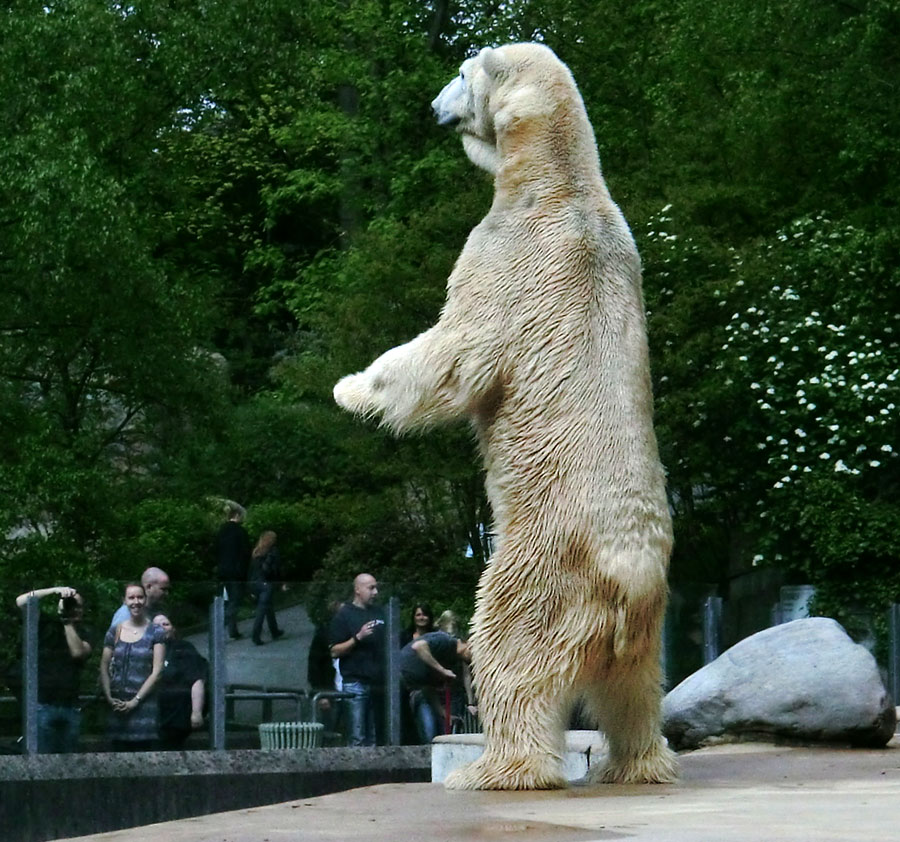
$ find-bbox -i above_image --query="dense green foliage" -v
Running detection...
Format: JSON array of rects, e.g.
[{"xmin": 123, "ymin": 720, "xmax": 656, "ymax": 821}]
[{"xmin": 1, "ymin": 1, "xmax": 898, "ymax": 651}]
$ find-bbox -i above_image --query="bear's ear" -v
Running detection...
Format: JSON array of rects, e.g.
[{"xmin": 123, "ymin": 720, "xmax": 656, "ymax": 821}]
[{"xmin": 480, "ymin": 46, "xmax": 508, "ymax": 80}]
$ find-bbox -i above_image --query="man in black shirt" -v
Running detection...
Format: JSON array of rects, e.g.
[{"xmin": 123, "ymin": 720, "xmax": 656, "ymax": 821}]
[
  {"xmin": 15, "ymin": 585, "xmax": 92, "ymax": 753},
  {"xmin": 328, "ymin": 574, "xmax": 384, "ymax": 746},
  {"xmin": 215, "ymin": 501, "xmax": 252, "ymax": 640}
]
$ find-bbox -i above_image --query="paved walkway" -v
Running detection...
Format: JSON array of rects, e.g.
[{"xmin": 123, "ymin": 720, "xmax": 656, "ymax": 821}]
[
  {"xmin": 62, "ymin": 738, "xmax": 900, "ymax": 841},
  {"xmin": 185, "ymin": 603, "xmax": 318, "ymax": 724}
]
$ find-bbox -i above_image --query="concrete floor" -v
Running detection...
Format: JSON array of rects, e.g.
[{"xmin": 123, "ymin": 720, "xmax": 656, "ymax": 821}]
[{"xmin": 61, "ymin": 738, "xmax": 900, "ymax": 841}]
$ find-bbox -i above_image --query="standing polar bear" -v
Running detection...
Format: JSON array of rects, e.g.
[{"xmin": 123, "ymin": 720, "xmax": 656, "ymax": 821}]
[{"xmin": 334, "ymin": 43, "xmax": 677, "ymax": 790}]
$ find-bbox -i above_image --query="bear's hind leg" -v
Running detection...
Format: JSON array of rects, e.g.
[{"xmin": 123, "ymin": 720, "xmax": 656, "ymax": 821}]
[
  {"xmin": 583, "ymin": 652, "xmax": 677, "ymax": 785},
  {"xmin": 443, "ymin": 668, "xmax": 570, "ymax": 791},
  {"xmin": 443, "ymin": 590, "xmax": 572, "ymax": 792}
]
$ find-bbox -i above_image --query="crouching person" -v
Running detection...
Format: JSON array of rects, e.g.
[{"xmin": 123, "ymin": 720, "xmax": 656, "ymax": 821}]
[{"xmin": 399, "ymin": 630, "xmax": 471, "ymax": 744}]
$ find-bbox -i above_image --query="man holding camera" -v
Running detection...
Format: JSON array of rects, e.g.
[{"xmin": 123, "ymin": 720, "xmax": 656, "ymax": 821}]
[
  {"xmin": 15, "ymin": 585, "xmax": 93, "ymax": 753},
  {"xmin": 329, "ymin": 573, "xmax": 385, "ymax": 746}
]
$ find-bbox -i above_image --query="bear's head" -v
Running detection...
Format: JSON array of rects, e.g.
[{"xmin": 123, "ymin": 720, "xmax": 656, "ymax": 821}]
[{"xmin": 431, "ymin": 43, "xmax": 583, "ymax": 176}]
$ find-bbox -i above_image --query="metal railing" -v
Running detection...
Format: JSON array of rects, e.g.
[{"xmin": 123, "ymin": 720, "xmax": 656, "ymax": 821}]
[
  {"xmin": 12, "ymin": 591, "xmax": 899, "ymax": 755},
  {"xmin": 225, "ymin": 685, "xmax": 307, "ymax": 722}
]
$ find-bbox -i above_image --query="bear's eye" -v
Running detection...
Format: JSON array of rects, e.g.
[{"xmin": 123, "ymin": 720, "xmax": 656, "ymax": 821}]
[{"xmin": 459, "ymin": 69, "xmax": 465, "ymax": 82}]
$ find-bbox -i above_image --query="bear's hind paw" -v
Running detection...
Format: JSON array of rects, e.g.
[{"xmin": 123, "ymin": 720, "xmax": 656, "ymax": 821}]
[
  {"xmin": 444, "ymin": 752, "xmax": 567, "ymax": 791},
  {"xmin": 590, "ymin": 740, "xmax": 678, "ymax": 785}
]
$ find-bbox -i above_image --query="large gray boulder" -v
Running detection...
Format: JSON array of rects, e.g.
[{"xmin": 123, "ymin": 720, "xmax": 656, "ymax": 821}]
[{"xmin": 663, "ymin": 617, "xmax": 896, "ymax": 750}]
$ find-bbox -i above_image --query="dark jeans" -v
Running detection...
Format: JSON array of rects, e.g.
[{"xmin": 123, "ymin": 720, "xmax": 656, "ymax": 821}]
[
  {"xmin": 251, "ymin": 582, "xmax": 281, "ymax": 642},
  {"xmin": 408, "ymin": 687, "xmax": 446, "ymax": 744},
  {"xmin": 343, "ymin": 680, "xmax": 384, "ymax": 746},
  {"xmin": 37, "ymin": 703, "xmax": 81, "ymax": 753},
  {"xmin": 223, "ymin": 581, "xmax": 244, "ymax": 636}
]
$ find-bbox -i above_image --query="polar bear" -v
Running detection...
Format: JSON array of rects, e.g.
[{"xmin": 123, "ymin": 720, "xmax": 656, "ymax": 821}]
[{"xmin": 333, "ymin": 43, "xmax": 677, "ymax": 790}]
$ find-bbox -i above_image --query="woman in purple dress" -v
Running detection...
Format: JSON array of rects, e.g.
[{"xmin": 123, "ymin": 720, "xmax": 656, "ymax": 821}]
[{"xmin": 99, "ymin": 582, "xmax": 166, "ymax": 751}]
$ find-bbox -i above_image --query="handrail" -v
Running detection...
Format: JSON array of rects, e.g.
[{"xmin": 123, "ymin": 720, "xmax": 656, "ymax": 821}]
[
  {"xmin": 309, "ymin": 691, "xmax": 354, "ymax": 725},
  {"xmin": 224, "ymin": 684, "xmax": 307, "ymax": 721}
]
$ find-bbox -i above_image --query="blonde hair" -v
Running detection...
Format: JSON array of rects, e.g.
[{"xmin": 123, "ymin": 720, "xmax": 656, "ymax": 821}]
[
  {"xmin": 224, "ymin": 500, "xmax": 246, "ymax": 520},
  {"xmin": 252, "ymin": 530, "xmax": 277, "ymax": 558},
  {"xmin": 436, "ymin": 609, "xmax": 459, "ymax": 635}
]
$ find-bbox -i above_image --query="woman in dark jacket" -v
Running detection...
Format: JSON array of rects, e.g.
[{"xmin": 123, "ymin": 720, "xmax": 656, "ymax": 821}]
[
  {"xmin": 250, "ymin": 530, "xmax": 285, "ymax": 645},
  {"xmin": 152, "ymin": 613, "xmax": 207, "ymax": 749}
]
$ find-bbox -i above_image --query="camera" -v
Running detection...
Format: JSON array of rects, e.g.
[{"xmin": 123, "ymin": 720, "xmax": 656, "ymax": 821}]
[{"xmin": 59, "ymin": 595, "xmax": 80, "ymax": 619}]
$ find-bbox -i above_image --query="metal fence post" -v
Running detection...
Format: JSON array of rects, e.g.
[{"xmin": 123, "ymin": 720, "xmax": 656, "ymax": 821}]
[
  {"xmin": 22, "ymin": 596, "xmax": 39, "ymax": 755},
  {"xmin": 209, "ymin": 596, "xmax": 226, "ymax": 751},
  {"xmin": 660, "ymin": 606, "xmax": 671, "ymax": 690},
  {"xmin": 385, "ymin": 596, "xmax": 401, "ymax": 746},
  {"xmin": 702, "ymin": 595, "xmax": 723, "ymax": 665},
  {"xmin": 889, "ymin": 603, "xmax": 900, "ymax": 705}
]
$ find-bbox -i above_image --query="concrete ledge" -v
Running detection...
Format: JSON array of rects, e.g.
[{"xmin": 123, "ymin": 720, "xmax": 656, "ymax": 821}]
[
  {"xmin": 62, "ymin": 739, "xmax": 900, "ymax": 842},
  {"xmin": 0, "ymin": 747, "xmax": 430, "ymax": 842},
  {"xmin": 431, "ymin": 730, "xmax": 607, "ymax": 782}
]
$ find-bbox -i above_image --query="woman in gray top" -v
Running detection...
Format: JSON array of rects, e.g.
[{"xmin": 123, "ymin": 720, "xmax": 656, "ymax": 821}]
[{"xmin": 100, "ymin": 582, "xmax": 165, "ymax": 750}]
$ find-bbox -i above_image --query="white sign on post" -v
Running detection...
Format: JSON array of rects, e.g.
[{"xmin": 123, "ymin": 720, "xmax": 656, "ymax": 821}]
[{"xmin": 779, "ymin": 585, "xmax": 816, "ymax": 623}]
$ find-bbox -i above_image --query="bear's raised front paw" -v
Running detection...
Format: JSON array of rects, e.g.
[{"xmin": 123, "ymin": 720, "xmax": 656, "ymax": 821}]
[
  {"xmin": 444, "ymin": 752, "xmax": 567, "ymax": 791},
  {"xmin": 333, "ymin": 374, "xmax": 373, "ymax": 415}
]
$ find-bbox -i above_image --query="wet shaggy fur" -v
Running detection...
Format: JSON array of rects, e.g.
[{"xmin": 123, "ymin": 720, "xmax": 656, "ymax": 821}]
[{"xmin": 334, "ymin": 43, "xmax": 677, "ymax": 790}]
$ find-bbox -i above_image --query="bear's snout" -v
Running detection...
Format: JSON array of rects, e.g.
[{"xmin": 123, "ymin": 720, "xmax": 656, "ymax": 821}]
[{"xmin": 432, "ymin": 75, "xmax": 464, "ymax": 127}]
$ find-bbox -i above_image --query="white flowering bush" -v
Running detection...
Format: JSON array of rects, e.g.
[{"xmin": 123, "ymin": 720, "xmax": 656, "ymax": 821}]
[{"xmin": 642, "ymin": 209, "xmax": 900, "ymax": 619}]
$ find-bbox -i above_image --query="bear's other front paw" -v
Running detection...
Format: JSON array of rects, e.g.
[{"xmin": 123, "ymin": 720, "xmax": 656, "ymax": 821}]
[
  {"xmin": 444, "ymin": 752, "xmax": 567, "ymax": 791},
  {"xmin": 333, "ymin": 374, "xmax": 374, "ymax": 416}
]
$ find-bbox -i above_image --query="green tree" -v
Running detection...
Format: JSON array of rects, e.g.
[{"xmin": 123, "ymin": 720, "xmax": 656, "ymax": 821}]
[{"xmin": 0, "ymin": 2, "xmax": 227, "ymax": 587}]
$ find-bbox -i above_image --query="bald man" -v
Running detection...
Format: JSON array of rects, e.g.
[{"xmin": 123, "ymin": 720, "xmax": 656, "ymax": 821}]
[
  {"xmin": 109, "ymin": 567, "xmax": 170, "ymax": 629},
  {"xmin": 329, "ymin": 573, "xmax": 385, "ymax": 746}
]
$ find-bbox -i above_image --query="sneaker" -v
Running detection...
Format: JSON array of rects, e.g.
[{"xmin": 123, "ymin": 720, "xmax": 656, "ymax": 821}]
[
  {"xmin": 271, "ymin": 629, "xmax": 285, "ymax": 640},
  {"xmin": 253, "ymin": 638, "xmax": 264, "ymax": 646},
  {"xmin": 229, "ymin": 632, "xmax": 243, "ymax": 640}
]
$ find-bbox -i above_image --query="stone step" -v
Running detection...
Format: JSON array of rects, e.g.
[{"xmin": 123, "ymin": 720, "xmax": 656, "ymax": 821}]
[{"xmin": 431, "ymin": 729, "xmax": 607, "ymax": 783}]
